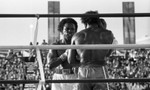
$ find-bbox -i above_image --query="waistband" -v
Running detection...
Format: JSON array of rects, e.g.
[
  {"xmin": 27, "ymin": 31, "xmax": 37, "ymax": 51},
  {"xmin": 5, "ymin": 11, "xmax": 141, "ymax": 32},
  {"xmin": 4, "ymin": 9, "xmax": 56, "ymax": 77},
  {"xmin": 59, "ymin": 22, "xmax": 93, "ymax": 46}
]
[
  {"xmin": 54, "ymin": 69, "xmax": 74, "ymax": 74},
  {"xmin": 80, "ymin": 60, "xmax": 106, "ymax": 66}
]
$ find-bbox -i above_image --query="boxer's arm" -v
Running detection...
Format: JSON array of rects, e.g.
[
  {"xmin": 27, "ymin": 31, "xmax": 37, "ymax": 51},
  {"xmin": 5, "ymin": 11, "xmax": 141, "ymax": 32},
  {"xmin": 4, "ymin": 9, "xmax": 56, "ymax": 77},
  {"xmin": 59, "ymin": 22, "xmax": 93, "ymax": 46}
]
[
  {"xmin": 47, "ymin": 49, "xmax": 67, "ymax": 70},
  {"xmin": 68, "ymin": 36, "xmax": 80, "ymax": 66},
  {"xmin": 106, "ymin": 31, "xmax": 118, "ymax": 56}
]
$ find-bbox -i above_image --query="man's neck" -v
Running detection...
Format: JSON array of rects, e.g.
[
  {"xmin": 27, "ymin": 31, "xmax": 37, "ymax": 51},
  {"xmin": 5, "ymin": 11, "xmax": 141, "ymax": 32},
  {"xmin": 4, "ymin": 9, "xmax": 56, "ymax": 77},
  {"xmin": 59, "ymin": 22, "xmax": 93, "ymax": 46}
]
[
  {"xmin": 87, "ymin": 23, "xmax": 98, "ymax": 27},
  {"xmin": 87, "ymin": 24, "xmax": 100, "ymax": 31}
]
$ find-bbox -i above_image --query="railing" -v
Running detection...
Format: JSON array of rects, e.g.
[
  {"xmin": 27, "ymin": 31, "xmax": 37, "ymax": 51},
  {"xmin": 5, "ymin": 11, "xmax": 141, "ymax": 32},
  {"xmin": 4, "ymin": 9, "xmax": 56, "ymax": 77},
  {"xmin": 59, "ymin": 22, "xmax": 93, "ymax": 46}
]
[
  {"xmin": 0, "ymin": 13, "xmax": 150, "ymax": 18},
  {"xmin": 0, "ymin": 44, "xmax": 150, "ymax": 50},
  {"xmin": 1, "ymin": 78, "xmax": 150, "ymax": 84}
]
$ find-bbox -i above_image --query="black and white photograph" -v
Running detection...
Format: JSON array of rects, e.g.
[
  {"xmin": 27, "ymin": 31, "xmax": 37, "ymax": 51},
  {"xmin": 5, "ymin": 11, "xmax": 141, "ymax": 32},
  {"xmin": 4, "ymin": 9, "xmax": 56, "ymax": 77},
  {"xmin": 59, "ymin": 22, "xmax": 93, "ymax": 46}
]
[{"xmin": 0, "ymin": 0, "xmax": 150, "ymax": 90}]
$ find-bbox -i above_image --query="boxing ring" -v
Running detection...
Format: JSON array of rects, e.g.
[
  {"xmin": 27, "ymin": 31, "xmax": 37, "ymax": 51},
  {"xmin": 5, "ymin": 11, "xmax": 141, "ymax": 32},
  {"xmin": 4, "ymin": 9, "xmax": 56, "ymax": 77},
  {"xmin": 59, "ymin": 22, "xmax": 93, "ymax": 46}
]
[{"xmin": 0, "ymin": 13, "xmax": 150, "ymax": 90}]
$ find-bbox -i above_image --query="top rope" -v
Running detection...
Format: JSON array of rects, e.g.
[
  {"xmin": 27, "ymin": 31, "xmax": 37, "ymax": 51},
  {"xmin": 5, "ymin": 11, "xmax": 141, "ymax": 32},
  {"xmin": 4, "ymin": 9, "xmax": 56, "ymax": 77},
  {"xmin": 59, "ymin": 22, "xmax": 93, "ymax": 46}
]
[{"xmin": 0, "ymin": 13, "xmax": 150, "ymax": 18}]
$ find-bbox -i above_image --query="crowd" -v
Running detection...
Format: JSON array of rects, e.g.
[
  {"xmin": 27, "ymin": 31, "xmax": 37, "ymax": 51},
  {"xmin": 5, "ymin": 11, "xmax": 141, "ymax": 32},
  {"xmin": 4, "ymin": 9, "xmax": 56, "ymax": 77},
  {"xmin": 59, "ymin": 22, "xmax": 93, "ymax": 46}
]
[
  {"xmin": 0, "ymin": 40, "xmax": 51, "ymax": 90},
  {"xmin": 0, "ymin": 48, "xmax": 150, "ymax": 90},
  {"xmin": 0, "ymin": 44, "xmax": 150, "ymax": 90},
  {"xmin": 0, "ymin": 51, "xmax": 26, "ymax": 90},
  {"xmin": 106, "ymin": 49, "xmax": 150, "ymax": 90}
]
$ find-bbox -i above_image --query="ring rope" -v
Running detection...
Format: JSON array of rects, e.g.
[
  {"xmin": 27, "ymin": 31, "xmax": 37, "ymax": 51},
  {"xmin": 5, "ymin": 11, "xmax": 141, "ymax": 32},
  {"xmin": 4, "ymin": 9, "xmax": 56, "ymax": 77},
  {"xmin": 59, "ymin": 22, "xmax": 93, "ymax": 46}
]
[
  {"xmin": 0, "ymin": 80, "xmax": 39, "ymax": 84},
  {"xmin": 46, "ymin": 78, "xmax": 150, "ymax": 83},
  {"xmin": 0, "ymin": 44, "xmax": 150, "ymax": 50},
  {"xmin": 1, "ymin": 78, "xmax": 150, "ymax": 84},
  {"xmin": 0, "ymin": 13, "xmax": 150, "ymax": 18}
]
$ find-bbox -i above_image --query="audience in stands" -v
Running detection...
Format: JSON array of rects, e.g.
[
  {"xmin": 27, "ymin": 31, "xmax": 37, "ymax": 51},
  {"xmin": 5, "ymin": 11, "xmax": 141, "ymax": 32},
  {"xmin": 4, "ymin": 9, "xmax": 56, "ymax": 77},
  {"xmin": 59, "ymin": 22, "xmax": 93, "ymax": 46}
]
[{"xmin": 0, "ymin": 40, "xmax": 150, "ymax": 90}]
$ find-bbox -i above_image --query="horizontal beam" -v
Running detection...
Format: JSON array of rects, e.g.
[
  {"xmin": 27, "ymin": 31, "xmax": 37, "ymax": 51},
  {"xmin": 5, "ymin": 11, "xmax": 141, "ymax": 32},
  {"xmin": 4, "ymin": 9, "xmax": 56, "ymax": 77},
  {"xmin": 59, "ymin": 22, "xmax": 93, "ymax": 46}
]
[
  {"xmin": 46, "ymin": 78, "xmax": 150, "ymax": 83},
  {"xmin": 0, "ymin": 80, "xmax": 39, "ymax": 84},
  {"xmin": 0, "ymin": 13, "xmax": 150, "ymax": 18},
  {"xmin": 0, "ymin": 78, "xmax": 150, "ymax": 84},
  {"xmin": 0, "ymin": 44, "xmax": 150, "ymax": 50}
]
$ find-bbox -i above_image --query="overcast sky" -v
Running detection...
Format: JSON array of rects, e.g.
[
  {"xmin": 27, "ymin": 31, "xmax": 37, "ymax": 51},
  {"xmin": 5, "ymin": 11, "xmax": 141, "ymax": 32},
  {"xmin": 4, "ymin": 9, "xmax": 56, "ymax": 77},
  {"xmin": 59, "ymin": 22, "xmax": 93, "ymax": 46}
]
[{"xmin": 0, "ymin": 0, "xmax": 150, "ymax": 45}]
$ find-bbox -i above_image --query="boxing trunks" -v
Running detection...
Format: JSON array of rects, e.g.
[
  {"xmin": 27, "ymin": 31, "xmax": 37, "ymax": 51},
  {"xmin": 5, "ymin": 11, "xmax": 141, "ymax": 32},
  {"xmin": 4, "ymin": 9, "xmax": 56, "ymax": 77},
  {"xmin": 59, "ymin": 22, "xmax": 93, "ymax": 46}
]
[
  {"xmin": 51, "ymin": 68, "xmax": 77, "ymax": 90},
  {"xmin": 73, "ymin": 65, "xmax": 108, "ymax": 90}
]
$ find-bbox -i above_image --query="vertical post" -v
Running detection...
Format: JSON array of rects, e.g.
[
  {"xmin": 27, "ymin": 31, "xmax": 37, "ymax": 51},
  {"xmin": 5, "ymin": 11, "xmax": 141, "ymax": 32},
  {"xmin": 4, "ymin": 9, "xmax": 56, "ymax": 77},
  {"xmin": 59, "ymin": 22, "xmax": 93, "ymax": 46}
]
[
  {"xmin": 122, "ymin": 2, "xmax": 136, "ymax": 44},
  {"xmin": 48, "ymin": 1, "xmax": 60, "ymax": 44},
  {"xmin": 33, "ymin": 18, "xmax": 45, "ymax": 90},
  {"xmin": 33, "ymin": 18, "xmax": 39, "ymax": 45},
  {"xmin": 30, "ymin": 24, "xmax": 34, "ymax": 43},
  {"xmin": 36, "ymin": 48, "xmax": 46, "ymax": 90}
]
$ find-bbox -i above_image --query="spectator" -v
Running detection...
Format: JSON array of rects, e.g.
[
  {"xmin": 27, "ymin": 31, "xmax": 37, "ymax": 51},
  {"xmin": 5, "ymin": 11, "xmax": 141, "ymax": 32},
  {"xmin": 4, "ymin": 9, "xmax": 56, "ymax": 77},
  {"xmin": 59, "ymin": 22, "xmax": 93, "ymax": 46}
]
[{"xmin": 42, "ymin": 39, "xmax": 48, "ymax": 45}]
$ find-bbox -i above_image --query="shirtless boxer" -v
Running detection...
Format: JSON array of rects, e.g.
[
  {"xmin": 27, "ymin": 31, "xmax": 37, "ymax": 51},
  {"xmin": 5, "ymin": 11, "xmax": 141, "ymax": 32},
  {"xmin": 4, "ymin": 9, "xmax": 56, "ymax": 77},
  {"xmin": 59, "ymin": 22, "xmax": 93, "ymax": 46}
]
[
  {"xmin": 68, "ymin": 11, "xmax": 116, "ymax": 90},
  {"xmin": 47, "ymin": 18, "xmax": 78, "ymax": 90}
]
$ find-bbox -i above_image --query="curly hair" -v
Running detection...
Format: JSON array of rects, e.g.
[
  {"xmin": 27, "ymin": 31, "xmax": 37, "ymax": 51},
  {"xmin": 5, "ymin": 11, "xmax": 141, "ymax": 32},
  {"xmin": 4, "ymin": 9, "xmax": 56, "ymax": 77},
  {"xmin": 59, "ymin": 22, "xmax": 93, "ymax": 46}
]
[
  {"xmin": 58, "ymin": 18, "xmax": 78, "ymax": 33},
  {"xmin": 81, "ymin": 10, "xmax": 100, "ymax": 27}
]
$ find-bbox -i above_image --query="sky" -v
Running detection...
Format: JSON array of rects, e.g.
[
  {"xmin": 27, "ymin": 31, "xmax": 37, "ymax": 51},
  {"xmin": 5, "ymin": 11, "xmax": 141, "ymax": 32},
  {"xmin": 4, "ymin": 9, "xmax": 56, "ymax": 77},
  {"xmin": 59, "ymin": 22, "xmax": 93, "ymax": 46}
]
[{"xmin": 0, "ymin": 0, "xmax": 150, "ymax": 45}]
